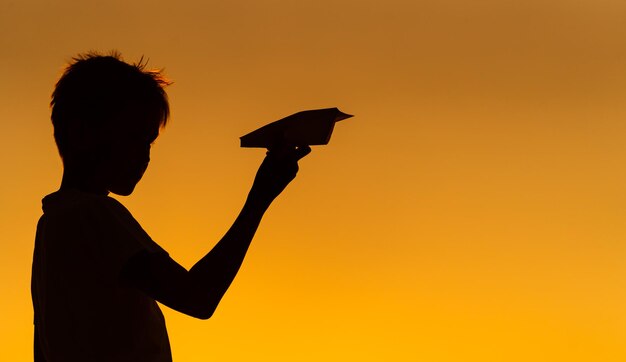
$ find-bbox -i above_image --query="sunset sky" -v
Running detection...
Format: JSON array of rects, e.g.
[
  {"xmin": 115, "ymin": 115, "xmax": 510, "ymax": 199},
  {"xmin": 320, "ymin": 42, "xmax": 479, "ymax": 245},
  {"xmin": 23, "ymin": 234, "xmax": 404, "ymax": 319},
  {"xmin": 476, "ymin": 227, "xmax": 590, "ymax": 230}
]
[{"xmin": 2, "ymin": 0, "xmax": 626, "ymax": 360}]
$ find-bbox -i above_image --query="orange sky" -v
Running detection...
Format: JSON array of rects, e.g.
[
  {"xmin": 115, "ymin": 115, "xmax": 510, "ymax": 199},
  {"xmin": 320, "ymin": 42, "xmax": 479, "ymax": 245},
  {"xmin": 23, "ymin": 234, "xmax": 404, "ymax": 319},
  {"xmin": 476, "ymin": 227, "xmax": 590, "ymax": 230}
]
[{"xmin": 2, "ymin": 0, "xmax": 626, "ymax": 360}]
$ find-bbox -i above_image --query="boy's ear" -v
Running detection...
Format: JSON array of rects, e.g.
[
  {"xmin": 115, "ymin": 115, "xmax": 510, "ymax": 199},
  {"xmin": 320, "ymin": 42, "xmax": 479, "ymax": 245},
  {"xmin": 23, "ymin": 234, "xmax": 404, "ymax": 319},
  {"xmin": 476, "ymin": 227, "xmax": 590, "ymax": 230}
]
[{"xmin": 66, "ymin": 117, "xmax": 111, "ymax": 160}]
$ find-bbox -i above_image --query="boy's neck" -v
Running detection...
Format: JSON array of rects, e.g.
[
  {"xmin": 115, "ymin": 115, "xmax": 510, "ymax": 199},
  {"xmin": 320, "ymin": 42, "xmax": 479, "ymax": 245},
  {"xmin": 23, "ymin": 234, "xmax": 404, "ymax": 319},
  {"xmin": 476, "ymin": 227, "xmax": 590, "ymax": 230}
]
[{"xmin": 60, "ymin": 167, "xmax": 109, "ymax": 196}]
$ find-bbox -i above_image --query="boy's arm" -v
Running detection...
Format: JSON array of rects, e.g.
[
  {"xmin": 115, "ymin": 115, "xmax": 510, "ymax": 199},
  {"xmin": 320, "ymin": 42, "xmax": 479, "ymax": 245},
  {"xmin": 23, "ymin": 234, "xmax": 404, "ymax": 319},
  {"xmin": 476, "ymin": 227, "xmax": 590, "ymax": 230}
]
[{"xmin": 121, "ymin": 146, "xmax": 311, "ymax": 319}]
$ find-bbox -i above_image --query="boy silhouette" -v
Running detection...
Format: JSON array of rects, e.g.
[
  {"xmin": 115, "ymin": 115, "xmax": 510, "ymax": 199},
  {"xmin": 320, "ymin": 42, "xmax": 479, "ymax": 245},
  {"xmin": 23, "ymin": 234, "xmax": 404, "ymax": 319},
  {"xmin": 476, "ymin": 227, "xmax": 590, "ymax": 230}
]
[{"xmin": 31, "ymin": 52, "xmax": 311, "ymax": 361}]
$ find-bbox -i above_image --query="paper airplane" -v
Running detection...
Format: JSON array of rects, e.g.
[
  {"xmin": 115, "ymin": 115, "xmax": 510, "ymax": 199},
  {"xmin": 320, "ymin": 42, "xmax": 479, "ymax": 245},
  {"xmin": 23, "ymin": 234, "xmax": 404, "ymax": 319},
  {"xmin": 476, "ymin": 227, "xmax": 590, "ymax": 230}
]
[{"xmin": 240, "ymin": 108, "xmax": 353, "ymax": 148}]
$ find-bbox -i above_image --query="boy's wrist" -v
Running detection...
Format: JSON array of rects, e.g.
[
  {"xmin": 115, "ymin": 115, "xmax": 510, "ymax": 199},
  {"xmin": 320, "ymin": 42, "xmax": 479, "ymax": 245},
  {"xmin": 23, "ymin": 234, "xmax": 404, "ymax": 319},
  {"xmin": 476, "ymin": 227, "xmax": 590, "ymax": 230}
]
[{"xmin": 244, "ymin": 191, "xmax": 273, "ymax": 213}]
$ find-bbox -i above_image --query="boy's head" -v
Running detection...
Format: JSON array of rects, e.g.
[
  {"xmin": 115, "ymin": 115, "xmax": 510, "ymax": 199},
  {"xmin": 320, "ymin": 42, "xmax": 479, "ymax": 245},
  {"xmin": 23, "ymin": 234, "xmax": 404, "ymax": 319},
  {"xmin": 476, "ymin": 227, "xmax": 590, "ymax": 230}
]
[{"xmin": 51, "ymin": 51, "xmax": 171, "ymax": 195}]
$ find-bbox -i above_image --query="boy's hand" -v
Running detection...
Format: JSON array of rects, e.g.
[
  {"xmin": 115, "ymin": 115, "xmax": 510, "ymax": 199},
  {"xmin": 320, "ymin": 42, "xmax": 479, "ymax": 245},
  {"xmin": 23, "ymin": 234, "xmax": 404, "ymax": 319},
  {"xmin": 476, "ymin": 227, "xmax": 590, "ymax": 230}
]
[{"xmin": 248, "ymin": 144, "xmax": 311, "ymax": 208}]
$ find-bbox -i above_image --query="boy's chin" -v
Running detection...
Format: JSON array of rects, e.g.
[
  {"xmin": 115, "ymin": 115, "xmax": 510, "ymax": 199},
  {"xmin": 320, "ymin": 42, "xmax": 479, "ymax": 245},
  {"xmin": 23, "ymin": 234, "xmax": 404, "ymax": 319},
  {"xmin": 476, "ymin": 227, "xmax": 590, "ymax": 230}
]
[{"xmin": 108, "ymin": 183, "xmax": 138, "ymax": 196}]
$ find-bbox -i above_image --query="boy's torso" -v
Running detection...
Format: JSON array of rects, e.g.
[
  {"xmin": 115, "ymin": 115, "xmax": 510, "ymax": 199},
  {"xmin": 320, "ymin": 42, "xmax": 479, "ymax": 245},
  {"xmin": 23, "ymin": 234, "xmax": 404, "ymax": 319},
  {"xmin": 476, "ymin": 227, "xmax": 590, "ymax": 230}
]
[{"xmin": 31, "ymin": 189, "xmax": 172, "ymax": 362}]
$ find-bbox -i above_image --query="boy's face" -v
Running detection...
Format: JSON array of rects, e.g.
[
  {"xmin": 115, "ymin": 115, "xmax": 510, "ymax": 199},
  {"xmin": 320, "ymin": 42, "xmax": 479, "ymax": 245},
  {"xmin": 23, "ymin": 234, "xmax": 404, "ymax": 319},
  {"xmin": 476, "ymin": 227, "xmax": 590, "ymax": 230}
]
[{"xmin": 102, "ymin": 105, "xmax": 161, "ymax": 196}]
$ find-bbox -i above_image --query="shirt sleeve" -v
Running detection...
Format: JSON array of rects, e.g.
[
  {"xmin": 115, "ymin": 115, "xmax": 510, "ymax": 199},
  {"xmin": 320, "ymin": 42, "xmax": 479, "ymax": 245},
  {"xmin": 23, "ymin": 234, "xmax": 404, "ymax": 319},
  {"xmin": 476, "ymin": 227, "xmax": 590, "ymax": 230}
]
[{"xmin": 87, "ymin": 196, "xmax": 168, "ymax": 281}]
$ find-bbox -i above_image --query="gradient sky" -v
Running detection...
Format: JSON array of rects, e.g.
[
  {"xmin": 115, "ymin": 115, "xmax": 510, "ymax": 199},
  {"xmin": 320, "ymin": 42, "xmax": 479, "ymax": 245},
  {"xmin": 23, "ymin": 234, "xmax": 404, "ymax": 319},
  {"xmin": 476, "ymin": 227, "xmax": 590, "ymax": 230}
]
[{"xmin": 2, "ymin": 0, "xmax": 626, "ymax": 360}]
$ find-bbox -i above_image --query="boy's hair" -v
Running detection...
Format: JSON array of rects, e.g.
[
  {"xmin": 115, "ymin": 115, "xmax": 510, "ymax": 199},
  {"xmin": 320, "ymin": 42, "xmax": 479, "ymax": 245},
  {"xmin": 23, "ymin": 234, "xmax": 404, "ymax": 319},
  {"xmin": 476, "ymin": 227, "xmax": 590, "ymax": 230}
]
[{"xmin": 51, "ymin": 51, "xmax": 171, "ymax": 162}]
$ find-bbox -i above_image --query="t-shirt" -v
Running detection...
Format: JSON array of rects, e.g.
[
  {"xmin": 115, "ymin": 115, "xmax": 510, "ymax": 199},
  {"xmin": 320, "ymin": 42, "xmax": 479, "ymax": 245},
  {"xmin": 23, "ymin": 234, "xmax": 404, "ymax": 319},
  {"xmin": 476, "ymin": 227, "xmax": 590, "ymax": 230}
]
[{"xmin": 31, "ymin": 189, "xmax": 172, "ymax": 362}]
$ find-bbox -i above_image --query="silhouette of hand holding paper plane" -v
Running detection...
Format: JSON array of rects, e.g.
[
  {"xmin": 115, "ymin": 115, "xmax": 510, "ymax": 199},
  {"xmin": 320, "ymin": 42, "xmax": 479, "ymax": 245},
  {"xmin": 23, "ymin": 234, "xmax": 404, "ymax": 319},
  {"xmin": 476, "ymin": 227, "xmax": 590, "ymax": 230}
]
[{"xmin": 240, "ymin": 108, "xmax": 353, "ymax": 148}]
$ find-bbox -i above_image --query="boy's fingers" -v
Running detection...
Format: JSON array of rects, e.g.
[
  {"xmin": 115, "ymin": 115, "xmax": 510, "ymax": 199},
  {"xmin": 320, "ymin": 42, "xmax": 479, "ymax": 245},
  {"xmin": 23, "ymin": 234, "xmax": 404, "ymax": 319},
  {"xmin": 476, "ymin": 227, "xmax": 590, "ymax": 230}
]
[
  {"xmin": 266, "ymin": 141, "xmax": 294, "ymax": 157},
  {"xmin": 267, "ymin": 144, "xmax": 310, "ymax": 161},
  {"xmin": 294, "ymin": 146, "xmax": 311, "ymax": 161}
]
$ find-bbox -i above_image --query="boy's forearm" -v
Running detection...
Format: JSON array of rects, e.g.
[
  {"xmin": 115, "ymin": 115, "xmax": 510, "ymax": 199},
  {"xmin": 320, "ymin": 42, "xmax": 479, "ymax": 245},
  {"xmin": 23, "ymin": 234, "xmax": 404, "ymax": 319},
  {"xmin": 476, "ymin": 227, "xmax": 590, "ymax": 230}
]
[
  {"xmin": 187, "ymin": 193, "xmax": 270, "ymax": 311},
  {"xmin": 183, "ymin": 147, "xmax": 307, "ymax": 317}
]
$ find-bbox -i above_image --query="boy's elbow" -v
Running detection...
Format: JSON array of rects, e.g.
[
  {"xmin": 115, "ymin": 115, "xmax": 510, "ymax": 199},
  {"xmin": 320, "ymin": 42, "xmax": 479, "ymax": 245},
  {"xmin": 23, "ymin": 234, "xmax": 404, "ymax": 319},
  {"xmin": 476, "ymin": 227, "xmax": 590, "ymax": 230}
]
[
  {"xmin": 193, "ymin": 313, "xmax": 211, "ymax": 320},
  {"xmin": 188, "ymin": 297, "xmax": 218, "ymax": 320},
  {"xmin": 180, "ymin": 279, "xmax": 224, "ymax": 320},
  {"xmin": 193, "ymin": 307, "xmax": 214, "ymax": 320}
]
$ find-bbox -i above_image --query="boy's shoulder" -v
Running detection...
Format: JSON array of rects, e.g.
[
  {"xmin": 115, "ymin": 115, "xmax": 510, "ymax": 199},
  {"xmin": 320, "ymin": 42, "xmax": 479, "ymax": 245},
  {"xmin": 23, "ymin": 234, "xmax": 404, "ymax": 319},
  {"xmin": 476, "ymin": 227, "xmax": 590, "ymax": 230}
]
[
  {"xmin": 38, "ymin": 188, "xmax": 167, "ymax": 259},
  {"xmin": 42, "ymin": 189, "xmax": 129, "ymax": 217},
  {"xmin": 40, "ymin": 189, "xmax": 144, "ymax": 238}
]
